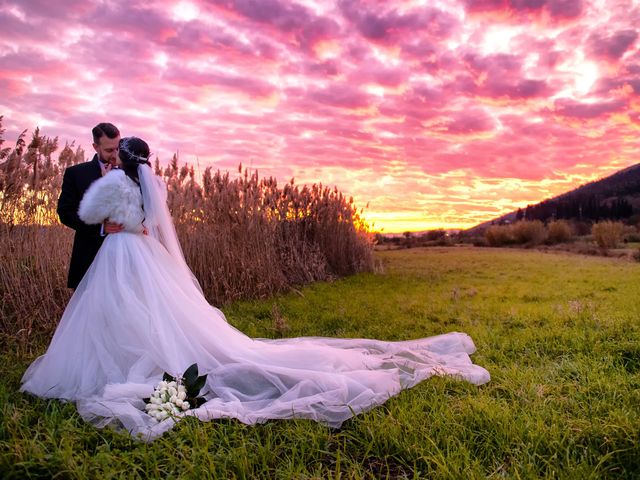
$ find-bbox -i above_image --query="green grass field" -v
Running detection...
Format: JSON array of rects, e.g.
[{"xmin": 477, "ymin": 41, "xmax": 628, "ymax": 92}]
[{"xmin": 2, "ymin": 247, "xmax": 639, "ymax": 479}]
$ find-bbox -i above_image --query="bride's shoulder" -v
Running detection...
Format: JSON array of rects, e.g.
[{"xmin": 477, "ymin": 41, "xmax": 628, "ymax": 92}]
[
  {"xmin": 79, "ymin": 170, "xmax": 128, "ymax": 223},
  {"xmin": 102, "ymin": 168, "xmax": 126, "ymax": 182},
  {"xmin": 97, "ymin": 169, "xmax": 135, "ymax": 190},
  {"xmin": 83, "ymin": 170, "xmax": 130, "ymax": 203}
]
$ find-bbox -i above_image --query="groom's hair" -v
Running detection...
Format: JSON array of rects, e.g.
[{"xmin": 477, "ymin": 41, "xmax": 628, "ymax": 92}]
[{"xmin": 92, "ymin": 123, "xmax": 120, "ymax": 145}]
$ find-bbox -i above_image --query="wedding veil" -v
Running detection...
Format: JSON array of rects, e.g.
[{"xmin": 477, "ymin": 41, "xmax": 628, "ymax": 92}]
[{"xmin": 137, "ymin": 163, "xmax": 203, "ymax": 293}]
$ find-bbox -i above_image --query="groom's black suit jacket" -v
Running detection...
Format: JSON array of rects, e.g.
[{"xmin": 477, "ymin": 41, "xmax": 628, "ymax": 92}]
[{"xmin": 57, "ymin": 155, "xmax": 105, "ymax": 289}]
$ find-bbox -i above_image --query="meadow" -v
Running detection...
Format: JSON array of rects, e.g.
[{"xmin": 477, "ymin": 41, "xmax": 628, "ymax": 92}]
[{"xmin": 2, "ymin": 247, "xmax": 639, "ymax": 479}]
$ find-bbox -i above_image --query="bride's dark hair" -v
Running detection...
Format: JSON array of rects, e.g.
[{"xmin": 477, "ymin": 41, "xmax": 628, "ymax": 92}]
[{"xmin": 119, "ymin": 137, "xmax": 151, "ymax": 183}]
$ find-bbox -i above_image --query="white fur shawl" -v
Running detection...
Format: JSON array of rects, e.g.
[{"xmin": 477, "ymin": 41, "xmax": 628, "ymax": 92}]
[{"xmin": 78, "ymin": 170, "xmax": 145, "ymax": 233}]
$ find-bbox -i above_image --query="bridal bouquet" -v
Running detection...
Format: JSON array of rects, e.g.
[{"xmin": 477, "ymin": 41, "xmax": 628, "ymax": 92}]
[{"xmin": 144, "ymin": 363, "xmax": 208, "ymax": 422}]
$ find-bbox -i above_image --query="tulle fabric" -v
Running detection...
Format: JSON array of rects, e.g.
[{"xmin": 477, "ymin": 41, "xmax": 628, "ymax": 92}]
[
  {"xmin": 137, "ymin": 164, "xmax": 202, "ymax": 293},
  {"xmin": 21, "ymin": 232, "xmax": 489, "ymax": 441}
]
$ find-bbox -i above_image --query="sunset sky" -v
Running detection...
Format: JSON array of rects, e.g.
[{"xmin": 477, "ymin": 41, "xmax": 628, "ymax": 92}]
[{"xmin": 1, "ymin": 0, "xmax": 639, "ymax": 232}]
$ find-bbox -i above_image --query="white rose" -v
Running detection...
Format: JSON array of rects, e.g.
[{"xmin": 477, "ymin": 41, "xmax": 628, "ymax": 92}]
[
  {"xmin": 168, "ymin": 387, "xmax": 178, "ymax": 397},
  {"xmin": 181, "ymin": 401, "xmax": 190, "ymax": 411},
  {"xmin": 178, "ymin": 391, "xmax": 187, "ymax": 400},
  {"xmin": 175, "ymin": 398, "xmax": 183, "ymax": 408},
  {"xmin": 159, "ymin": 381, "xmax": 168, "ymax": 389}
]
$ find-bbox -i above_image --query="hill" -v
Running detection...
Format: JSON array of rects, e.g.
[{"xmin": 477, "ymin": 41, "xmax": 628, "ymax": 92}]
[{"xmin": 467, "ymin": 163, "xmax": 640, "ymax": 233}]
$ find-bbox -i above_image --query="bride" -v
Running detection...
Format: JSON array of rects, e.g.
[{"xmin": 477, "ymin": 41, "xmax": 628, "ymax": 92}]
[{"xmin": 20, "ymin": 137, "xmax": 490, "ymax": 440}]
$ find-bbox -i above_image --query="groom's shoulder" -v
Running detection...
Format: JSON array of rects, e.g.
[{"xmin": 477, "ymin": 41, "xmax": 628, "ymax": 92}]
[{"xmin": 65, "ymin": 157, "xmax": 97, "ymax": 175}]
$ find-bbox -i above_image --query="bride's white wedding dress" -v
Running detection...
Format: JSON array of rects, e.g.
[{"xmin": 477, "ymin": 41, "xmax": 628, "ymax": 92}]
[{"xmin": 21, "ymin": 165, "xmax": 490, "ymax": 441}]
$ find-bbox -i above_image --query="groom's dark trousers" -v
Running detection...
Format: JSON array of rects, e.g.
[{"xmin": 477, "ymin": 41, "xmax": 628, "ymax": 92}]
[{"xmin": 57, "ymin": 155, "xmax": 105, "ymax": 289}]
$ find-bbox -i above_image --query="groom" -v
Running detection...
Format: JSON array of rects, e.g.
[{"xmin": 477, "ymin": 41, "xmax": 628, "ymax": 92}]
[{"xmin": 57, "ymin": 123, "xmax": 124, "ymax": 289}]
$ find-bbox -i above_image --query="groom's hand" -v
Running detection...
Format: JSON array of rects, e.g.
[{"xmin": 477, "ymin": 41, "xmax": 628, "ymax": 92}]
[{"xmin": 104, "ymin": 220, "xmax": 124, "ymax": 234}]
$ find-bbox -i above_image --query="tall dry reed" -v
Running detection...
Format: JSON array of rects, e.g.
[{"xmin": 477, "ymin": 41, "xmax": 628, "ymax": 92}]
[
  {"xmin": 592, "ymin": 221, "xmax": 624, "ymax": 250},
  {"xmin": 0, "ymin": 119, "xmax": 374, "ymax": 352}
]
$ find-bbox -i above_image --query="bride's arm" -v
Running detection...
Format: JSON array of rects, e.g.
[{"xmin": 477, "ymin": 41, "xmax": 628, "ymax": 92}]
[{"xmin": 78, "ymin": 171, "xmax": 124, "ymax": 225}]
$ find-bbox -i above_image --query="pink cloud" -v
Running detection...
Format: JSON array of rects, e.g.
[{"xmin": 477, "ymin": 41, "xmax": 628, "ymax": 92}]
[
  {"xmin": 588, "ymin": 29, "xmax": 638, "ymax": 61},
  {"xmin": 0, "ymin": 11, "xmax": 53, "ymax": 42},
  {"xmin": 378, "ymin": 88, "xmax": 445, "ymax": 121},
  {"xmin": 464, "ymin": 0, "xmax": 583, "ymax": 19},
  {"xmin": 165, "ymin": 67, "xmax": 276, "ymax": 97},
  {"xmin": 163, "ymin": 24, "xmax": 271, "ymax": 60},
  {"xmin": 510, "ymin": 0, "xmax": 546, "ymax": 10},
  {"xmin": 595, "ymin": 71, "xmax": 640, "ymax": 96},
  {"xmin": 548, "ymin": 0, "xmax": 584, "ymax": 19},
  {"xmin": 0, "ymin": 0, "xmax": 638, "ymax": 231},
  {"xmin": 450, "ymin": 52, "xmax": 550, "ymax": 99},
  {"xmin": 444, "ymin": 110, "xmax": 496, "ymax": 134},
  {"xmin": 463, "ymin": 0, "xmax": 509, "ymax": 13},
  {"xmin": 307, "ymin": 84, "xmax": 371, "ymax": 109},
  {"xmin": 208, "ymin": 0, "xmax": 340, "ymax": 50},
  {"xmin": 0, "ymin": 49, "xmax": 78, "ymax": 78},
  {"xmin": 553, "ymin": 98, "xmax": 628, "ymax": 119},
  {"xmin": 300, "ymin": 60, "xmax": 341, "ymax": 77},
  {"xmin": 338, "ymin": 1, "xmax": 458, "ymax": 41}
]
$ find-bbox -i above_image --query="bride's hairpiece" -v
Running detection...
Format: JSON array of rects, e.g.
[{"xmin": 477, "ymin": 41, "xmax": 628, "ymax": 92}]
[{"xmin": 120, "ymin": 137, "xmax": 152, "ymax": 165}]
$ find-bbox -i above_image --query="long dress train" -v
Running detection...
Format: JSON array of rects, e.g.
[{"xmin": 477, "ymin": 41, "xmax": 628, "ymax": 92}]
[{"xmin": 20, "ymin": 168, "xmax": 490, "ymax": 441}]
